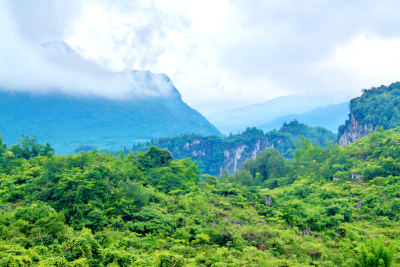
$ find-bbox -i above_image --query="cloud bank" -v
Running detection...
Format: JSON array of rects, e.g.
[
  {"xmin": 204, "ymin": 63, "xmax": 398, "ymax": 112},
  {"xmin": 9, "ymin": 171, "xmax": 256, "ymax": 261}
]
[
  {"xmin": 3, "ymin": 0, "xmax": 400, "ymax": 113},
  {"xmin": 0, "ymin": 1, "xmax": 175, "ymax": 99}
]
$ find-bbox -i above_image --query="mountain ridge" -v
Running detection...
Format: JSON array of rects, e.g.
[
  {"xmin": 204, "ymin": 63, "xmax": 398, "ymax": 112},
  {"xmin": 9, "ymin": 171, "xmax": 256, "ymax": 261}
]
[
  {"xmin": 207, "ymin": 95, "xmax": 345, "ymax": 134},
  {"xmin": 258, "ymin": 101, "xmax": 349, "ymax": 133},
  {"xmin": 0, "ymin": 83, "xmax": 222, "ymax": 154},
  {"xmin": 338, "ymin": 82, "xmax": 400, "ymax": 145},
  {"xmin": 0, "ymin": 41, "xmax": 222, "ymax": 153},
  {"xmin": 129, "ymin": 120, "xmax": 336, "ymax": 175}
]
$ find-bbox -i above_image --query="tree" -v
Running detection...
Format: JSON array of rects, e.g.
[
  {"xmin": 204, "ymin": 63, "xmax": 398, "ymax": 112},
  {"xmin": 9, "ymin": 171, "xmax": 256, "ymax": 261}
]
[
  {"xmin": 20, "ymin": 135, "xmax": 43, "ymax": 159},
  {"xmin": 0, "ymin": 136, "xmax": 7, "ymax": 154},
  {"xmin": 41, "ymin": 142, "xmax": 54, "ymax": 157},
  {"xmin": 138, "ymin": 146, "xmax": 173, "ymax": 168},
  {"xmin": 240, "ymin": 148, "xmax": 287, "ymax": 186},
  {"xmin": 355, "ymin": 239, "xmax": 395, "ymax": 267},
  {"xmin": 9, "ymin": 136, "xmax": 54, "ymax": 159}
]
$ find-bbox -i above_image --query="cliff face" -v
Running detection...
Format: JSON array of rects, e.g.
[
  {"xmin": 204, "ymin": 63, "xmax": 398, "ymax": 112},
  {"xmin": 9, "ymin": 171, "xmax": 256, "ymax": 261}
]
[
  {"xmin": 183, "ymin": 137, "xmax": 285, "ymax": 175},
  {"xmin": 338, "ymin": 113, "xmax": 375, "ymax": 146},
  {"xmin": 337, "ymin": 82, "xmax": 400, "ymax": 146},
  {"xmin": 131, "ymin": 121, "xmax": 337, "ymax": 176}
]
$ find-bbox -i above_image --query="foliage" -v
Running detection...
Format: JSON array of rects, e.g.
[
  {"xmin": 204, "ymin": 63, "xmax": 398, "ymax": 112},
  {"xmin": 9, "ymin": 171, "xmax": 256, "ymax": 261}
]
[
  {"xmin": 130, "ymin": 121, "xmax": 336, "ymax": 175},
  {"xmin": 355, "ymin": 239, "xmax": 396, "ymax": 267},
  {"xmin": 1, "ymin": 129, "xmax": 400, "ymax": 266},
  {"xmin": 9, "ymin": 135, "xmax": 54, "ymax": 159},
  {"xmin": 339, "ymin": 82, "xmax": 400, "ymax": 138}
]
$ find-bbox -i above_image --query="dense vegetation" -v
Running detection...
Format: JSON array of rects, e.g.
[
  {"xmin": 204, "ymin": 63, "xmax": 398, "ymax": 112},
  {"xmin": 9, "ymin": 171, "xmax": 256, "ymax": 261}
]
[
  {"xmin": 338, "ymin": 82, "xmax": 400, "ymax": 138},
  {"xmin": 1, "ymin": 126, "xmax": 400, "ymax": 266},
  {"xmin": 129, "ymin": 120, "xmax": 336, "ymax": 175}
]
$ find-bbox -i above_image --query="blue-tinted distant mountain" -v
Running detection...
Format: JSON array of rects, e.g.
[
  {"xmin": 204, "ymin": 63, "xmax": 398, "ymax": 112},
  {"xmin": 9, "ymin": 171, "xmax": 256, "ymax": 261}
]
[
  {"xmin": 0, "ymin": 82, "xmax": 221, "ymax": 154},
  {"xmin": 0, "ymin": 41, "xmax": 221, "ymax": 153},
  {"xmin": 258, "ymin": 102, "xmax": 350, "ymax": 133},
  {"xmin": 206, "ymin": 95, "xmax": 345, "ymax": 134}
]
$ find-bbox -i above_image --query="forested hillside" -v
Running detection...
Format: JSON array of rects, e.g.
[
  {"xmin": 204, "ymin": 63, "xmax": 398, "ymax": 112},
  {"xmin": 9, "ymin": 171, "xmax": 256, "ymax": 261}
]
[
  {"xmin": 0, "ymin": 72, "xmax": 221, "ymax": 155},
  {"xmin": 338, "ymin": 82, "xmax": 400, "ymax": 145},
  {"xmin": 130, "ymin": 120, "xmax": 336, "ymax": 175},
  {"xmin": 1, "ymin": 127, "xmax": 399, "ymax": 266}
]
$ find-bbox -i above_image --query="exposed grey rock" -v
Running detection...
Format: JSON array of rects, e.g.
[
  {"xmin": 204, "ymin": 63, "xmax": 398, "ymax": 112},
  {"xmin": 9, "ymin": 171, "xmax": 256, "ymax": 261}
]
[
  {"xmin": 351, "ymin": 173, "xmax": 363, "ymax": 180},
  {"xmin": 234, "ymin": 220, "xmax": 243, "ymax": 227},
  {"xmin": 339, "ymin": 113, "xmax": 375, "ymax": 146},
  {"xmin": 217, "ymin": 139, "xmax": 279, "ymax": 174},
  {"xmin": 302, "ymin": 229, "xmax": 312, "ymax": 236},
  {"xmin": 265, "ymin": 196, "xmax": 273, "ymax": 207}
]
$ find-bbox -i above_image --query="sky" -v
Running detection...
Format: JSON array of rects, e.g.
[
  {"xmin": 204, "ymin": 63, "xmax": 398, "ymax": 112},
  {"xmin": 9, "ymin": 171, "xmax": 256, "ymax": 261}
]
[{"xmin": 2, "ymin": 0, "xmax": 400, "ymax": 114}]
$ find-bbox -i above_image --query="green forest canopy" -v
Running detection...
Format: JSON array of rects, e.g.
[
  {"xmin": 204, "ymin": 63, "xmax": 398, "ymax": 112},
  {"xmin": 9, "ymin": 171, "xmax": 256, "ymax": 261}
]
[
  {"xmin": 129, "ymin": 120, "xmax": 337, "ymax": 176},
  {"xmin": 0, "ymin": 128, "xmax": 400, "ymax": 266},
  {"xmin": 339, "ymin": 82, "xmax": 400, "ymax": 137}
]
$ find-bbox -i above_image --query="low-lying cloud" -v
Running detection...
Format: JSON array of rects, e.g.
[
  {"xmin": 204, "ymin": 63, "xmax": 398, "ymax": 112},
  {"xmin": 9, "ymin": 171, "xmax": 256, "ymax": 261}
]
[
  {"xmin": 0, "ymin": 1, "xmax": 175, "ymax": 99},
  {"xmin": 4, "ymin": 0, "xmax": 400, "ymax": 113}
]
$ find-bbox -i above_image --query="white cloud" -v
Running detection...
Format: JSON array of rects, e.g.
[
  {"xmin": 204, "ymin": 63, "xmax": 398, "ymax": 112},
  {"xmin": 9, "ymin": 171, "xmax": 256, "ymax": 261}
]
[
  {"xmin": 313, "ymin": 34, "xmax": 400, "ymax": 98},
  {"xmin": 7, "ymin": 0, "xmax": 82, "ymax": 42},
  {"xmin": 331, "ymin": 34, "xmax": 400, "ymax": 79},
  {"xmin": 4, "ymin": 0, "xmax": 400, "ymax": 113},
  {"xmin": 0, "ymin": 1, "xmax": 175, "ymax": 99}
]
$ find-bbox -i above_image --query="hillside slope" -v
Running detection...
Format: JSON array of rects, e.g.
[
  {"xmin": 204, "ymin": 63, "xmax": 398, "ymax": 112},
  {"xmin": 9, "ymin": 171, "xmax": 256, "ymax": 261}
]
[
  {"xmin": 130, "ymin": 120, "xmax": 336, "ymax": 175},
  {"xmin": 0, "ymin": 42, "xmax": 221, "ymax": 153},
  {"xmin": 0, "ymin": 128, "xmax": 399, "ymax": 266},
  {"xmin": 0, "ymin": 84, "xmax": 221, "ymax": 154},
  {"xmin": 338, "ymin": 82, "xmax": 400, "ymax": 145}
]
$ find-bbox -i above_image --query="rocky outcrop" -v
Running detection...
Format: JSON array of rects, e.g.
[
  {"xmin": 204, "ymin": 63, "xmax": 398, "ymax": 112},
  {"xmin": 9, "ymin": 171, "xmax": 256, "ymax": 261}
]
[
  {"xmin": 338, "ymin": 113, "xmax": 375, "ymax": 146},
  {"xmin": 136, "ymin": 121, "xmax": 336, "ymax": 176},
  {"xmin": 184, "ymin": 137, "xmax": 281, "ymax": 175},
  {"xmin": 223, "ymin": 145, "xmax": 246, "ymax": 173},
  {"xmin": 221, "ymin": 140, "xmax": 282, "ymax": 174},
  {"xmin": 265, "ymin": 196, "xmax": 273, "ymax": 207}
]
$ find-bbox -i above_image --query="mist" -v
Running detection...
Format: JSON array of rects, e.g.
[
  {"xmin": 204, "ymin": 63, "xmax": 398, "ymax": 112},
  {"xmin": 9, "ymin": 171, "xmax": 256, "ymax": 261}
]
[
  {"xmin": 0, "ymin": 1, "xmax": 174, "ymax": 100},
  {"xmin": 4, "ymin": 1, "xmax": 400, "ymax": 114}
]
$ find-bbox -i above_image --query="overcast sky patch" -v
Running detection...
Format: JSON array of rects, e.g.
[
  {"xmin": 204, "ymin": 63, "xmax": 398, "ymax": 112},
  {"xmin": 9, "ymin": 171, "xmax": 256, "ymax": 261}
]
[{"xmin": 2, "ymin": 0, "xmax": 400, "ymax": 113}]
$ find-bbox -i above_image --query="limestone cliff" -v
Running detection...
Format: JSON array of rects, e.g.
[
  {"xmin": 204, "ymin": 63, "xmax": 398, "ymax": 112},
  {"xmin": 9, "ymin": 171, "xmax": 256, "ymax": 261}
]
[
  {"xmin": 336, "ymin": 82, "xmax": 400, "ymax": 146},
  {"xmin": 130, "ymin": 121, "xmax": 337, "ymax": 176},
  {"xmin": 338, "ymin": 113, "xmax": 375, "ymax": 146},
  {"xmin": 182, "ymin": 137, "xmax": 284, "ymax": 175},
  {"xmin": 219, "ymin": 139, "xmax": 282, "ymax": 174}
]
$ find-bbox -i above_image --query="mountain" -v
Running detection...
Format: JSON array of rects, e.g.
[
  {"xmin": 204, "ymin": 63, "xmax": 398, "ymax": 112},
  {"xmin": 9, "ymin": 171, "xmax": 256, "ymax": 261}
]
[
  {"xmin": 130, "ymin": 120, "xmax": 336, "ymax": 175},
  {"xmin": 0, "ymin": 42, "xmax": 221, "ymax": 154},
  {"xmin": 258, "ymin": 101, "xmax": 349, "ymax": 133},
  {"xmin": 206, "ymin": 95, "xmax": 343, "ymax": 134},
  {"xmin": 338, "ymin": 82, "xmax": 400, "ymax": 145},
  {"xmin": 0, "ymin": 82, "xmax": 221, "ymax": 154}
]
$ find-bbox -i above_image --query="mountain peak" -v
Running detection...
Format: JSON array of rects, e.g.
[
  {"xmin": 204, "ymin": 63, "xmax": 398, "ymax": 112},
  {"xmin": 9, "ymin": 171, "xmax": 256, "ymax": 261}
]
[
  {"xmin": 127, "ymin": 70, "xmax": 181, "ymax": 99},
  {"xmin": 41, "ymin": 40, "xmax": 76, "ymax": 54}
]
